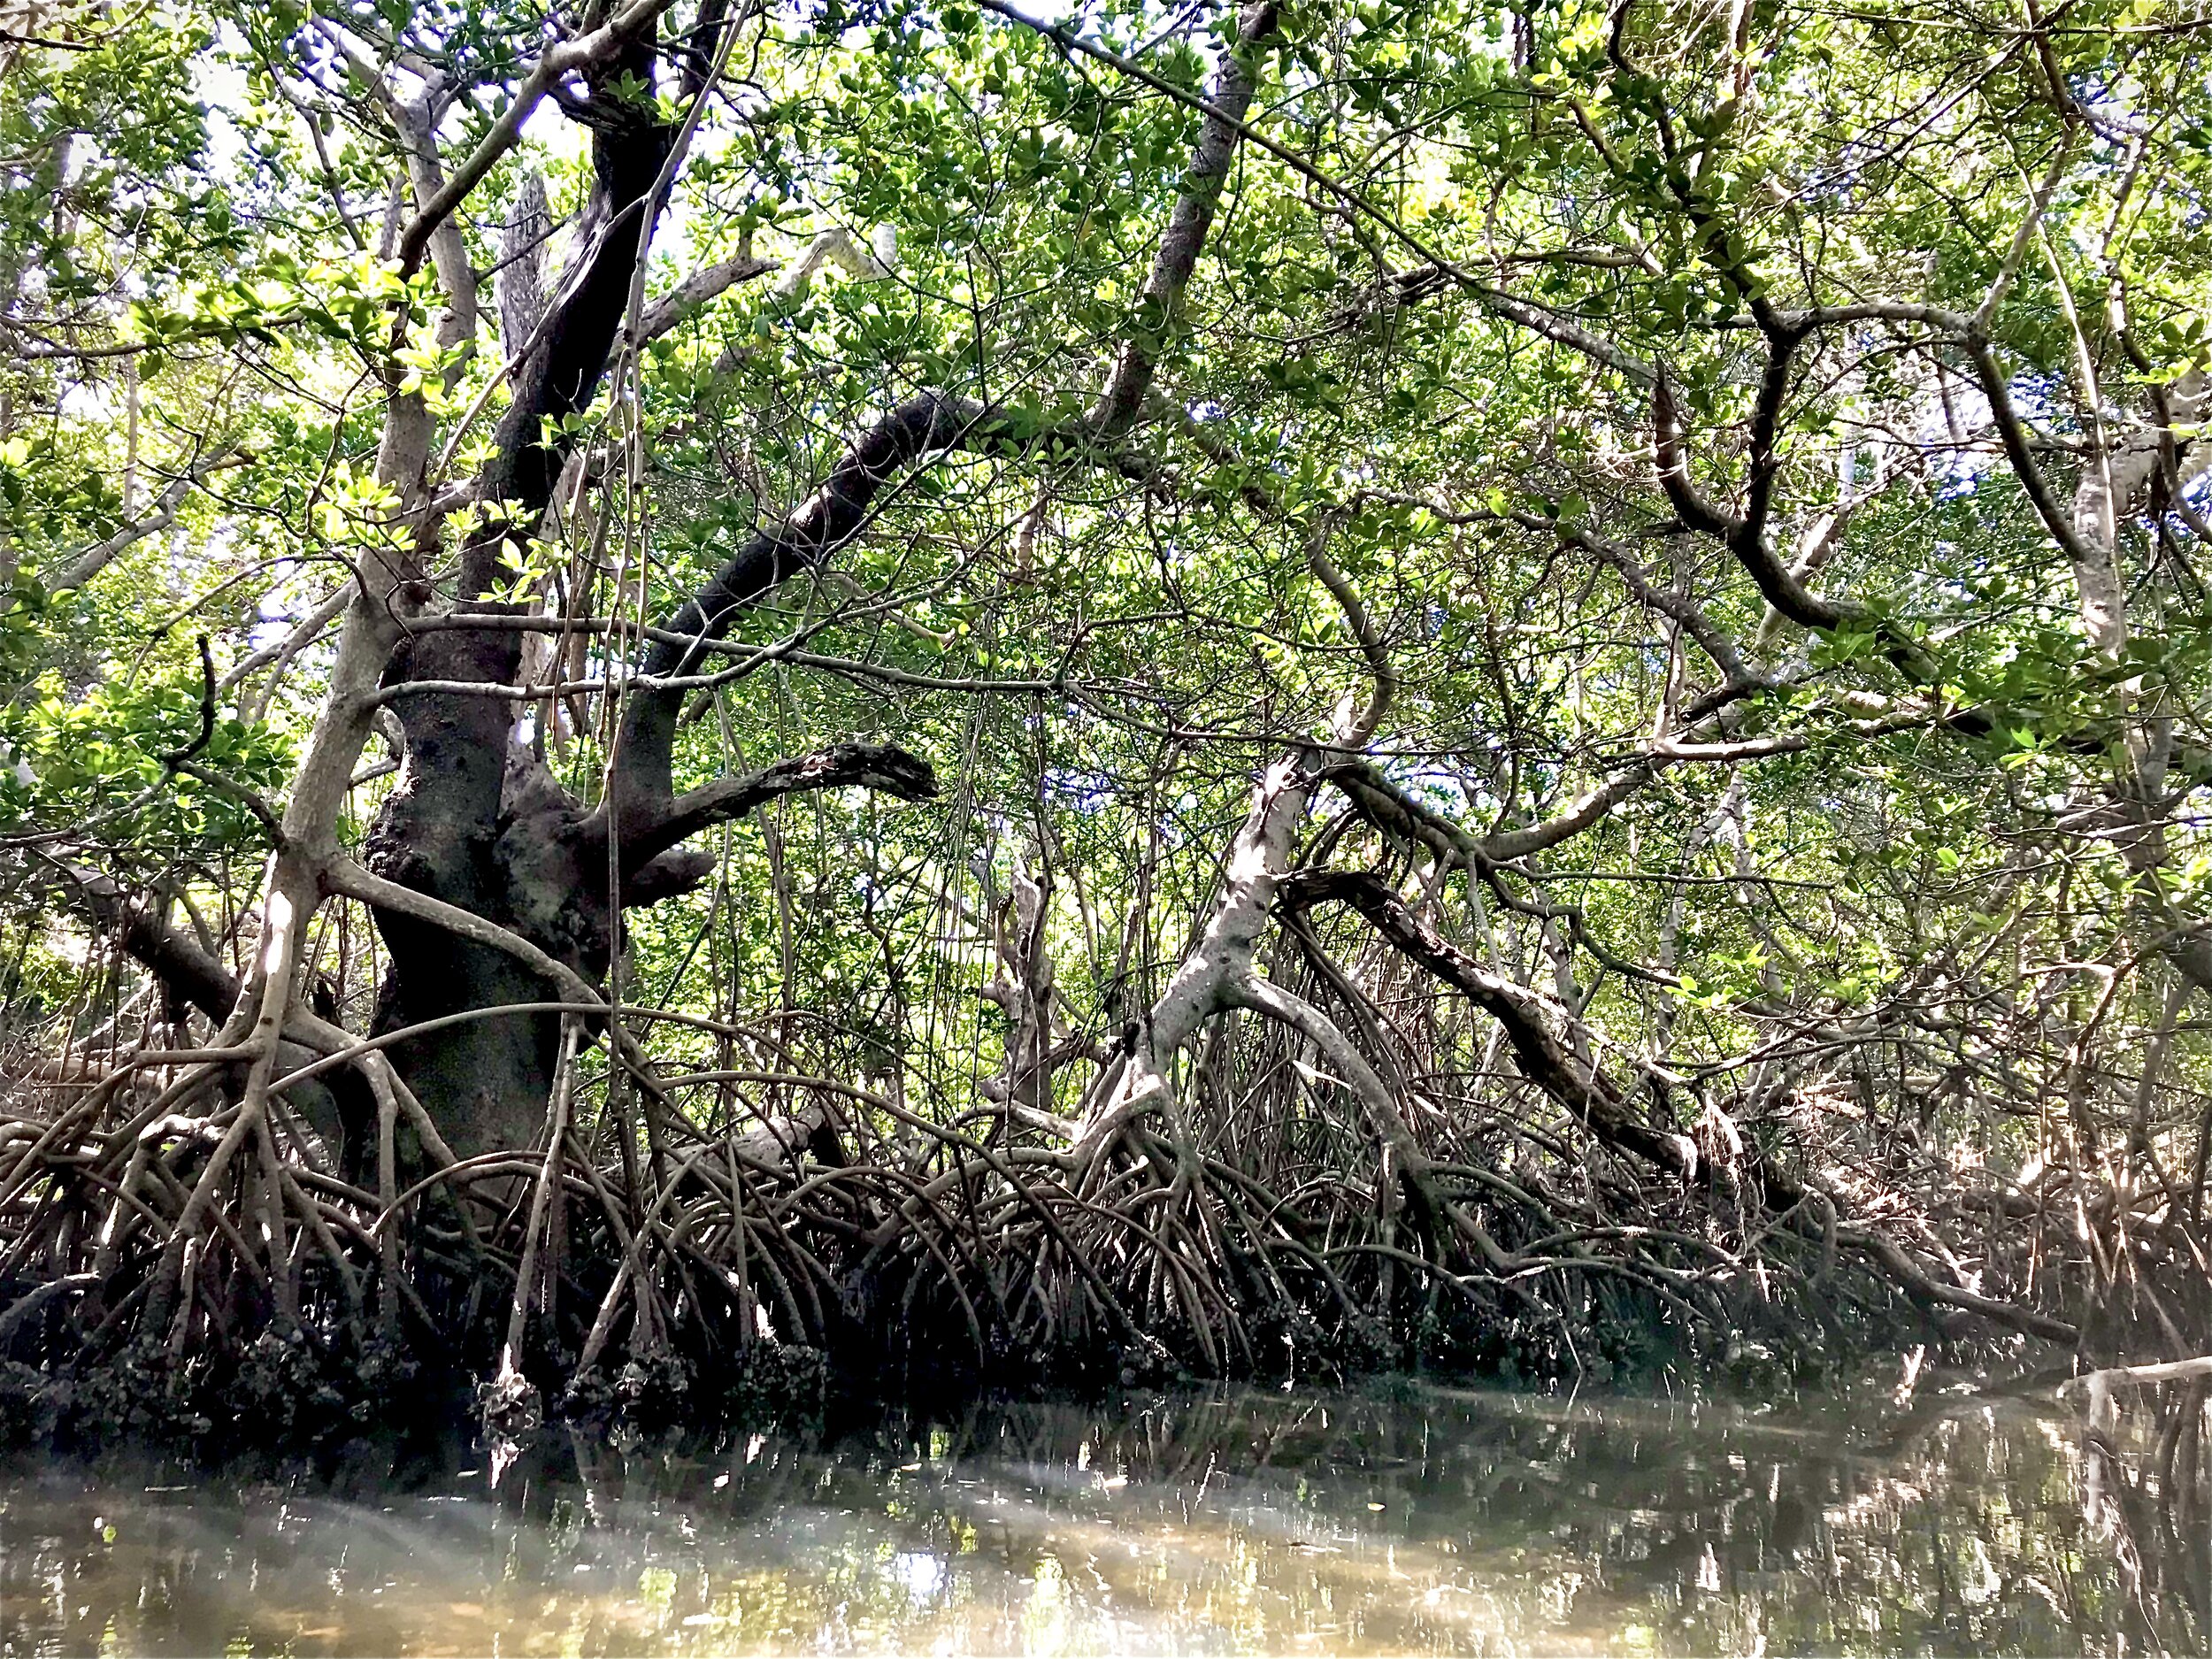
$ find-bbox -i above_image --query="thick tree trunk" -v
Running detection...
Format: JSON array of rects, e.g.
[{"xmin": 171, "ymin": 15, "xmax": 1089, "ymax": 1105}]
[
  {"xmin": 365, "ymin": 34, "xmax": 674, "ymax": 1158},
  {"xmin": 357, "ymin": 0, "xmax": 1275, "ymax": 1161}
]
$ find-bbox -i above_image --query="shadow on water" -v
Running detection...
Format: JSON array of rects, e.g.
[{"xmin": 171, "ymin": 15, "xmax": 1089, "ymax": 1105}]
[{"xmin": 1, "ymin": 1371, "xmax": 2207, "ymax": 1655}]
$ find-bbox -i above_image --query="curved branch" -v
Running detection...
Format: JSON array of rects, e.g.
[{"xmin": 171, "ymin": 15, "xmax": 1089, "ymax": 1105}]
[
  {"xmin": 1088, "ymin": 2, "xmax": 1279, "ymax": 437},
  {"xmin": 606, "ymin": 391, "xmax": 1002, "ymax": 834},
  {"xmin": 1279, "ymin": 869, "xmax": 1694, "ymax": 1177},
  {"xmin": 618, "ymin": 741, "xmax": 938, "ymax": 873},
  {"xmin": 1306, "ymin": 521, "xmax": 1396, "ymax": 747},
  {"xmin": 61, "ymin": 864, "xmax": 241, "ymax": 1025},
  {"xmin": 44, "ymin": 449, "xmax": 243, "ymax": 594},
  {"xmin": 639, "ymin": 250, "xmax": 776, "ymax": 341},
  {"xmin": 391, "ymin": 0, "xmax": 681, "ymax": 280}
]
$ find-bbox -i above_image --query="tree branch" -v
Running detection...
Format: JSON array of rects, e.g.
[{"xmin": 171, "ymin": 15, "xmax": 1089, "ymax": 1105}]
[
  {"xmin": 1279, "ymin": 869, "xmax": 1695, "ymax": 1176},
  {"xmin": 605, "ymin": 390, "xmax": 999, "ymax": 834},
  {"xmin": 639, "ymin": 250, "xmax": 776, "ymax": 342},
  {"xmin": 1088, "ymin": 2, "xmax": 1279, "ymax": 437},
  {"xmin": 617, "ymin": 741, "xmax": 937, "ymax": 874},
  {"xmin": 60, "ymin": 865, "xmax": 241, "ymax": 1025},
  {"xmin": 44, "ymin": 449, "xmax": 243, "ymax": 594},
  {"xmin": 391, "ymin": 0, "xmax": 682, "ymax": 280}
]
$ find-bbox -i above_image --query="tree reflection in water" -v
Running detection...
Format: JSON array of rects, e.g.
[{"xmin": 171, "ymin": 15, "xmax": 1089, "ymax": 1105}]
[{"xmin": 1, "ymin": 1376, "xmax": 2206, "ymax": 1655}]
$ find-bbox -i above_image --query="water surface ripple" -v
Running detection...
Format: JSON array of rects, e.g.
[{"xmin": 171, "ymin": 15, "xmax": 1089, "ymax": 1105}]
[{"xmin": 2, "ymin": 1376, "xmax": 2204, "ymax": 1655}]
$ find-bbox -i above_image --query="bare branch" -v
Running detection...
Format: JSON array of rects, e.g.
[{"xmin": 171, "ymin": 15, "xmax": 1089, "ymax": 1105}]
[
  {"xmin": 392, "ymin": 0, "xmax": 683, "ymax": 279},
  {"xmin": 43, "ymin": 449, "xmax": 243, "ymax": 594},
  {"xmin": 618, "ymin": 741, "xmax": 938, "ymax": 873}
]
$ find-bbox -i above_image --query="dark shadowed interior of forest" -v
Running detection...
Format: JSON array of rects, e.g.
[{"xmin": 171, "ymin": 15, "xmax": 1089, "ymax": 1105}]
[{"xmin": 2, "ymin": 0, "xmax": 2211, "ymax": 1648}]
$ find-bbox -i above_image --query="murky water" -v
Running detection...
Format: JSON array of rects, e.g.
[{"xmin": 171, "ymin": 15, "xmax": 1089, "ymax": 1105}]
[{"xmin": 2, "ymin": 1374, "xmax": 2206, "ymax": 1655}]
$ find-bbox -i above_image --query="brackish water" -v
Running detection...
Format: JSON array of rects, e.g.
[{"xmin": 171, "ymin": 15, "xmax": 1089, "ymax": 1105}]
[{"xmin": 1, "ymin": 1374, "xmax": 2205, "ymax": 1655}]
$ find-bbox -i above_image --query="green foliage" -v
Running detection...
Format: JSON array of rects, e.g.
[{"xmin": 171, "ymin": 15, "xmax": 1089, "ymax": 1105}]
[{"xmin": 3, "ymin": 0, "xmax": 2209, "ymax": 1187}]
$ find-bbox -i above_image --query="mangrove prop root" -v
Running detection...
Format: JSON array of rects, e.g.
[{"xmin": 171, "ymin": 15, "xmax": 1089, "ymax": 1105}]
[{"xmin": 0, "ymin": 1026, "xmax": 2162, "ymax": 1453}]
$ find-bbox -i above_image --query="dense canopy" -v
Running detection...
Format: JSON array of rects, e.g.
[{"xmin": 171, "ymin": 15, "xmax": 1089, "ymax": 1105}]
[{"xmin": 3, "ymin": 0, "xmax": 2210, "ymax": 1438}]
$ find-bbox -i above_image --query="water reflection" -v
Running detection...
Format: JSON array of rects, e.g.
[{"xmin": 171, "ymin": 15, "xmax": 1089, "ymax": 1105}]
[{"xmin": 2, "ymin": 1375, "xmax": 2205, "ymax": 1655}]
